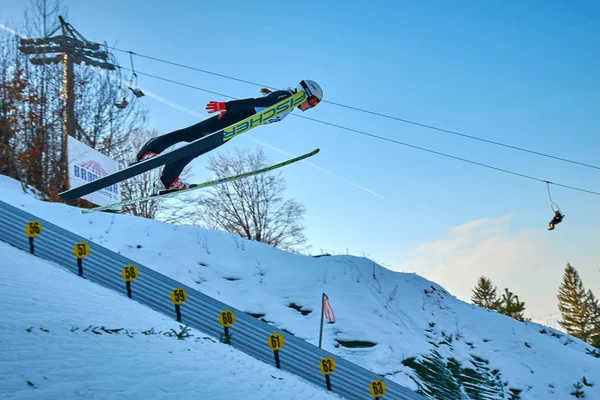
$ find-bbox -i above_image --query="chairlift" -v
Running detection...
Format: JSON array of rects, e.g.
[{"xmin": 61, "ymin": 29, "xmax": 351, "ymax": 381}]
[
  {"xmin": 546, "ymin": 182, "xmax": 565, "ymax": 231},
  {"xmin": 127, "ymin": 51, "xmax": 144, "ymax": 98},
  {"xmin": 129, "ymin": 85, "xmax": 144, "ymax": 98},
  {"xmin": 114, "ymin": 70, "xmax": 129, "ymax": 109},
  {"xmin": 114, "ymin": 96, "xmax": 129, "ymax": 109},
  {"xmin": 114, "ymin": 53, "xmax": 144, "ymax": 110}
]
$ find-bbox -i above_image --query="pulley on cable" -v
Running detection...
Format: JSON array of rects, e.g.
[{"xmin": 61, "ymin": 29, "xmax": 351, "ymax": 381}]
[{"xmin": 546, "ymin": 182, "xmax": 565, "ymax": 231}]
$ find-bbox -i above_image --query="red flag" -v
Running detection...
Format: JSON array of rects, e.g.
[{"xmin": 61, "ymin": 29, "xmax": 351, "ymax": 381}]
[{"xmin": 323, "ymin": 294, "xmax": 336, "ymax": 323}]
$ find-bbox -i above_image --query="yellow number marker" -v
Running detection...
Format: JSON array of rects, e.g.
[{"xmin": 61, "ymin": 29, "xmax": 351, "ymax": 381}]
[
  {"xmin": 268, "ymin": 333, "xmax": 285, "ymax": 351},
  {"xmin": 170, "ymin": 288, "xmax": 187, "ymax": 305},
  {"xmin": 219, "ymin": 310, "xmax": 236, "ymax": 327},
  {"xmin": 73, "ymin": 242, "xmax": 90, "ymax": 259},
  {"xmin": 319, "ymin": 357, "xmax": 336, "ymax": 375},
  {"xmin": 369, "ymin": 379, "xmax": 387, "ymax": 398},
  {"xmin": 121, "ymin": 265, "xmax": 139, "ymax": 281},
  {"xmin": 25, "ymin": 221, "xmax": 42, "ymax": 238}
]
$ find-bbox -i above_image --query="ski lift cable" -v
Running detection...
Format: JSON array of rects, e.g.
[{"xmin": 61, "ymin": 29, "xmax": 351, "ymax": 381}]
[
  {"xmin": 121, "ymin": 68, "xmax": 600, "ymax": 198},
  {"xmin": 110, "ymin": 47, "xmax": 600, "ymax": 171},
  {"xmin": 297, "ymin": 114, "xmax": 600, "ymax": 197},
  {"xmin": 123, "ymin": 68, "xmax": 235, "ymax": 99},
  {"xmin": 113, "ymin": 48, "xmax": 269, "ymax": 88}
]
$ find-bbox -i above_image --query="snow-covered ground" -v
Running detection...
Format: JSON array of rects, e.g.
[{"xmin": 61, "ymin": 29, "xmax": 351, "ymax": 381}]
[
  {"xmin": 0, "ymin": 241, "xmax": 343, "ymax": 400},
  {"xmin": 1, "ymin": 175, "xmax": 598, "ymax": 400}
]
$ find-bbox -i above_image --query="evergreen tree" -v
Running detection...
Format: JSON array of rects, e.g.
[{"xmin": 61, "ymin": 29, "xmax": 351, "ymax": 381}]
[
  {"xmin": 586, "ymin": 290, "xmax": 600, "ymax": 348},
  {"xmin": 471, "ymin": 276, "xmax": 500, "ymax": 310},
  {"xmin": 497, "ymin": 288, "xmax": 527, "ymax": 321},
  {"xmin": 571, "ymin": 381, "xmax": 585, "ymax": 398},
  {"xmin": 557, "ymin": 263, "xmax": 593, "ymax": 342}
]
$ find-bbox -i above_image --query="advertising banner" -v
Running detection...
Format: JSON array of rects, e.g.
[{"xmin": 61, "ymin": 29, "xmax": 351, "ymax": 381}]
[{"xmin": 68, "ymin": 136, "xmax": 121, "ymax": 205}]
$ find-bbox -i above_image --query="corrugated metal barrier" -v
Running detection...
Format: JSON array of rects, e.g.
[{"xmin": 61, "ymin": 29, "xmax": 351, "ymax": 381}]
[{"xmin": 0, "ymin": 199, "xmax": 425, "ymax": 400}]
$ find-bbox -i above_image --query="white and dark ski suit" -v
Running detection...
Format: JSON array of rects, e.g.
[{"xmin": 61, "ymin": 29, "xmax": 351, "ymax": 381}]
[{"xmin": 136, "ymin": 90, "xmax": 295, "ymax": 187}]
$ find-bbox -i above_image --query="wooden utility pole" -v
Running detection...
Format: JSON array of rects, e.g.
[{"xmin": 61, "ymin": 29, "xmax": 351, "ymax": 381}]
[{"xmin": 18, "ymin": 16, "xmax": 116, "ymax": 192}]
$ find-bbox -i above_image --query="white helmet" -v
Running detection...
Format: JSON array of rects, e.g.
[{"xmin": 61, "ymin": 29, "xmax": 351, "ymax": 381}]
[{"xmin": 297, "ymin": 79, "xmax": 323, "ymax": 105}]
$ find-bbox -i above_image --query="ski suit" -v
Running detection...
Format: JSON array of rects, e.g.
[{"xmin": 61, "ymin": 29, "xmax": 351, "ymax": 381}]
[{"xmin": 136, "ymin": 90, "xmax": 294, "ymax": 187}]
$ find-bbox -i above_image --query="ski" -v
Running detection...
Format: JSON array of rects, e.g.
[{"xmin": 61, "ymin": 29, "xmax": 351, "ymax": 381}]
[
  {"xmin": 59, "ymin": 90, "xmax": 308, "ymax": 203},
  {"xmin": 80, "ymin": 148, "xmax": 320, "ymax": 214}
]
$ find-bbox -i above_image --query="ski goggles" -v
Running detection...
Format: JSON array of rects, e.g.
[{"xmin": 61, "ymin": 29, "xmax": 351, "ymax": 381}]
[
  {"xmin": 307, "ymin": 95, "xmax": 320, "ymax": 107},
  {"xmin": 300, "ymin": 81, "xmax": 321, "ymax": 108}
]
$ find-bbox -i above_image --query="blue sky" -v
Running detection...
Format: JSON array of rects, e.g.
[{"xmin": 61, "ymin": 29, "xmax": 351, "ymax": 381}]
[{"xmin": 1, "ymin": 0, "xmax": 598, "ymax": 322}]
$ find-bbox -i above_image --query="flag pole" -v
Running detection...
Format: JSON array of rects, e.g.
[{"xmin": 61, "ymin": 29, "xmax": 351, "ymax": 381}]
[{"xmin": 319, "ymin": 292, "xmax": 325, "ymax": 348}]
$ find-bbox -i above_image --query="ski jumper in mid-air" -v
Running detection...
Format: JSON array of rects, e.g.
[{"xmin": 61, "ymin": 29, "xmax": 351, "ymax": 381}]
[{"xmin": 133, "ymin": 79, "xmax": 324, "ymax": 190}]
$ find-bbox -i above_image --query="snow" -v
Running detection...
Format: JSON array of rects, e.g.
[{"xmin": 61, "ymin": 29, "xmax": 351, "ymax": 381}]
[
  {"xmin": 1, "ymin": 174, "xmax": 599, "ymax": 400},
  {"xmin": 0, "ymin": 233, "xmax": 342, "ymax": 399}
]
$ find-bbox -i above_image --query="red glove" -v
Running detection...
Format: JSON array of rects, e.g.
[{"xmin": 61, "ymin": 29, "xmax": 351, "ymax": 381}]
[{"xmin": 206, "ymin": 101, "xmax": 227, "ymax": 119}]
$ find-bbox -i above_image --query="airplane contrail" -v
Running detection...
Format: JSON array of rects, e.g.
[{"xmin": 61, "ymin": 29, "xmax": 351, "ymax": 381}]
[
  {"xmin": 140, "ymin": 89, "xmax": 204, "ymax": 118},
  {"xmin": 0, "ymin": 24, "xmax": 27, "ymax": 39},
  {"xmin": 249, "ymin": 137, "xmax": 397, "ymax": 205}
]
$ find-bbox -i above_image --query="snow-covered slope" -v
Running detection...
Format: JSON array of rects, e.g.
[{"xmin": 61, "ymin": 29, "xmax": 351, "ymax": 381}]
[
  {"xmin": 0, "ymin": 240, "xmax": 343, "ymax": 400},
  {"xmin": 1, "ymin": 175, "xmax": 598, "ymax": 400}
]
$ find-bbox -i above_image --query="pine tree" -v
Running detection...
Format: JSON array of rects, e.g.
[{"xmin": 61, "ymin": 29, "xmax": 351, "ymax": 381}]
[
  {"xmin": 471, "ymin": 276, "xmax": 500, "ymax": 310},
  {"xmin": 586, "ymin": 290, "xmax": 600, "ymax": 348},
  {"xmin": 497, "ymin": 288, "xmax": 527, "ymax": 321},
  {"xmin": 557, "ymin": 263, "xmax": 593, "ymax": 342},
  {"xmin": 571, "ymin": 381, "xmax": 585, "ymax": 398}
]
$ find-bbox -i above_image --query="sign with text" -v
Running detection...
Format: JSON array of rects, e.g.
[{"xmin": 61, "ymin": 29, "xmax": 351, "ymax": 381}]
[{"xmin": 68, "ymin": 136, "xmax": 120, "ymax": 205}]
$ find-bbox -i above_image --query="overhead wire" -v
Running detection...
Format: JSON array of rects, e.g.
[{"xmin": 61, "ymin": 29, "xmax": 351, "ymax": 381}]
[
  {"xmin": 121, "ymin": 67, "xmax": 600, "ymax": 197},
  {"xmin": 323, "ymin": 100, "xmax": 600, "ymax": 171},
  {"xmin": 110, "ymin": 47, "xmax": 600, "ymax": 171},
  {"xmin": 295, "ymin": 114, "xmax": 600, "ymax": 196}
]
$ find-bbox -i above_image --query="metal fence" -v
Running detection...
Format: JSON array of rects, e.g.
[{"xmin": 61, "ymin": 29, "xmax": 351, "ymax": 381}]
[{"xmin": 0, "ymin": 199, "xmax": 425, "ymax": 400}]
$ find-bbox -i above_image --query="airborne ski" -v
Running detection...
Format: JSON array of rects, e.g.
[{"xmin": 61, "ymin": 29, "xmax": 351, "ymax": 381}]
[
  {"xmin": 80, "ymin": 148, "xmax": 320, "ymax": 214},
  {"xmin": 59, "ymin": 90, "xmax": 308, "ymax": 203}
]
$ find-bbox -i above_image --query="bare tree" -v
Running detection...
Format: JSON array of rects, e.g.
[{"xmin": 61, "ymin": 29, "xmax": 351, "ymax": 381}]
[
  {"xmin": 102, "ymin": 126, "xmax": 197, "ymax": 220},
  {"xmin": 112, "ymin": 128, "xmax": 162, "ymax": 218},
  {"xmin": 0, "ymin": 0, "xmax": 147, "ymax": 200},
  {"xmin": 0, "ymin": 70, "xmax": 27, "ymax": 178},
  {"xmin": 190, "ymin": 147, "xmax": 309, "ymax": 253},
  {"xmin": 19, "ymin": 0, "xmax": 67, "ymax": 197},
  {"xmin": 75, "ymin": 65, "xmax": 147, "ymax": 156}
]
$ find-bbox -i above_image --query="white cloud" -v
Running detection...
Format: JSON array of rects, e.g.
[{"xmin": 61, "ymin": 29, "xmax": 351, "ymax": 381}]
[{"xmin": 400, "ymin": 215, "xmax": 565, "ymax": 322}]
